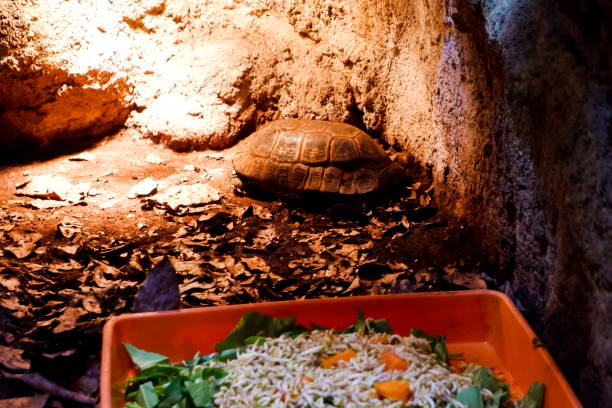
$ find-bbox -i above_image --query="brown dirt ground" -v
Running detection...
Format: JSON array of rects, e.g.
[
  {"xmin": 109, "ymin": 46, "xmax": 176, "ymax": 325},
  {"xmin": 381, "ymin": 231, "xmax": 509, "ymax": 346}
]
[{"xmin": 0, "ymin": 131, "xmax": 494, "ymax": 407}]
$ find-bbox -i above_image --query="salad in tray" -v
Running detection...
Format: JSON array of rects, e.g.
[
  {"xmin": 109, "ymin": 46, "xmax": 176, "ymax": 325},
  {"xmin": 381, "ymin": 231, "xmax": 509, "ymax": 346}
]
[{"xmin": 122, "ymin": 311, "xmax": 545, "ymax": 408}]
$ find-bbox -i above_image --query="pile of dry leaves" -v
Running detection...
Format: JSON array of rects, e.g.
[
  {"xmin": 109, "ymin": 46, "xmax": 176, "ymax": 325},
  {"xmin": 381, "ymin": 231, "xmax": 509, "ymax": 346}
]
[{"xmin": 0, "ymin": 178, "xmax": 493, "ymax": 407}]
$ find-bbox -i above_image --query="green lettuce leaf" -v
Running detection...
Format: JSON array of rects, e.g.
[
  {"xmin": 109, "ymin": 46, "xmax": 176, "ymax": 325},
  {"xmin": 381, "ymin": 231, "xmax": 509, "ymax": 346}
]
[
  {"xmin": 186, "ymin": 379, "xmax": 216, "ymax": 407},
  {"xmin": 470, "ymin": 366, "xmax": 510, "ymax": 396},
  {"xmin": 136, "ymin": 381, "xmax": 159, "ymax": 408},
  {"xmin": 342, "ymin": 309, "xmax": 367, "ymax": 333},
  {"xmin": 124, "ymin": 344, "xmax": 228, "ymax": 408},
  {"xmin": 340, "ymin": 309, "xmax": 393, "ymax": 334},
  {"xmin": 311, "ymin": 322, "xmax": 330, "ymax": 331},
  {"xmin": 464, "ymin": 365, "xmax": 512, "ymax": 407},
  {"xmin": 312, "ymin": 310, "xmax": 393, "ymax": 335},
  {"xmin": 215, "ymin": 312, "xmax": 297, "ymax": 351},
  {"xmin": 410, "ymin": 328, "xmax": 449, "ymax": 363},
  {"xmin": 454, "ymin": 386, "xmax": 484, "ymax": 408},
  {"xmin": 124, "ymin": 343, "xmax": 170, "ymax": 371},
  {"xmin": 368, "ymin": 318, "xmax": 393, "ymax": 334},
  {"xmin": 157, "ymin": 376, "xmax": 184, "ymax": 408},
  {"xmin": 518, "ymin": 382, "xmax": 545, "ymax": 408}
]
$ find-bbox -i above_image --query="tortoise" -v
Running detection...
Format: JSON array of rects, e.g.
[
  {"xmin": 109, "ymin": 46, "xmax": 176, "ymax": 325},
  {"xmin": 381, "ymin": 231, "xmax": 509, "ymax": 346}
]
[{"xmin": 232, "ymin": 119, "xmax": 405, "ymax": 194}]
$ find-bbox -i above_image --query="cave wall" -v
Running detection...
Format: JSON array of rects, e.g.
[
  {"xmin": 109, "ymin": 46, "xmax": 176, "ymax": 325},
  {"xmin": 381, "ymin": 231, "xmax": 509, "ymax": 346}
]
[
  {"xmin": 0, "ymin": 0, "xmax": 133, "ymax": 150},
  {"xmin": 478, "ymin": 1, "xmax": 612, "ymax": 405},
  {"xmin": 1, "ymin": 0, "xmax": 610, "ymax": 405}
]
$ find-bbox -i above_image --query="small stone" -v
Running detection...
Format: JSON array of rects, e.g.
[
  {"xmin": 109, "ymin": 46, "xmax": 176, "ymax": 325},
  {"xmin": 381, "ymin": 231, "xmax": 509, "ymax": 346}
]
[
  {"xmin": 69, "ymin": 152, "xmax": 95, "ymax": 161},
  {"xmin": 145, "ymin": 153, "xmax": 165, "ymax": 165},
  {"xmin": 128, "ymin": 177, "xmax": 158, "ymax": 198},
  {"xmin": 148, "ymin": 183, "xmax": 221, "ymax": 211}
]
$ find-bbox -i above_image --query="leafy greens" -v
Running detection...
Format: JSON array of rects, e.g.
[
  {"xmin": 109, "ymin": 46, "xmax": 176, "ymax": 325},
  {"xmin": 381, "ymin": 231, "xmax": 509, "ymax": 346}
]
[
  {"xmin": 410, "ymin": 328, "xmax": 450, "ymax": 363},
  {"xmin": 452, "ymin": 365, "xmax": 545, "ymax": 408},
  {"xmin": 214, "ymin": 312, "xmax": 307, "ymax": 351},
  {"xmin": 123, "ymin": 344, "xmax": 228, "ymax": 408},
  {"xmin": 518, "ymin": 382, "xmax": 545, "ymax": 408}
]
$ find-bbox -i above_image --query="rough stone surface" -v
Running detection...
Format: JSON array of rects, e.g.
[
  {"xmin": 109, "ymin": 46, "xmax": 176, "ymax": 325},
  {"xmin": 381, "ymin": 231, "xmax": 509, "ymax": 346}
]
[
  {"xmin": 0, "ymin": 0, "xmax": 133, "ymax": 149},
  {"xmin": 1, "ymin": 0, "xmax": 610, "ymax": 405},
  {"xmin": 478, "ymin": 1, "xmax": 612, "ymax": 405}
]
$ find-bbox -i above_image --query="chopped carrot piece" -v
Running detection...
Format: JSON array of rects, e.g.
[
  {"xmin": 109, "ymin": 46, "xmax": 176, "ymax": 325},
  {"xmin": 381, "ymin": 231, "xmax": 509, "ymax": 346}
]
[
  {"xmin": 320, "ymin": 349, "xmax": 356, "ymax": 368},
  {"xmin": 290, "ymin": 376, "xmax": 314, "ymax": 400},
  {"xmin": 374, "ymin": 380, "xmax": 412, "ymax": 402},
  {"xmin": 298, "ymin": 376, "xmax": 313, "ymax": 387},
  {"xmin": 380, "ymin": 351, "xmax": 408, "ymax": 371},
  {"xmin": 371, "ymin": 335, "xmax": 388, "ymax": 344}
]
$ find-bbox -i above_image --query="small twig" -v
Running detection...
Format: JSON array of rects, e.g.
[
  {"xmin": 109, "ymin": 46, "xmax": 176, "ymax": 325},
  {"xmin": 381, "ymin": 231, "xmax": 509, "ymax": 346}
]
[{"xmin": 3, "ymin": 371, "xmax": 96, "ymax": 405}]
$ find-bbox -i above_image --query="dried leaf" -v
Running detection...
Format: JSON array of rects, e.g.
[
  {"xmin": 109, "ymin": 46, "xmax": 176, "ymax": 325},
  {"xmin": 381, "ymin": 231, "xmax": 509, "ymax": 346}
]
[
  {"xmin": 0, "ymin": 274, "xmax": 20, "ymax": 291},
  {"xmin": 0, "ymin": 345, "xmax": 30, "ymax": 371},
  {"xmin": 15, "ymin": 174, "xmax": 84, "ymax": 202},
  {"xmin": 0, "ymin": 394, "xmax": 48, "ymax": 408},
  {"xmin": 198, "ymin": 212, "xmax": 234, "ymax": 236},
  {"xmin": 15, "ymin": 179, "xmax": 30, "ymax": 189},
  {"xmin": 449, "ymin": 272, "xmax": 487, "ymax": 290},
  {"xmin": 224, "ymin": 257, "xmax": 245, "ymax": 278},
  {"xmin": 53, "ymin": 307, "xmax": 87, "ymax": 334},
  {"xmin": 34, "ymin": 246, "xmax": 47, "ymax": 256},
  {"xmin": 401, "ymin": 215, "xmax": 410, "ymax": 230},
  {"xmin": 179, "ymin": 278, "xmax": 215, "ymax": 293},
  {"xmin": 188, "ymin": 292, "xmax": 230, "ymax": 302},
  {"xmin": 334, "ymin": 244, "xmax": 361, "ymax": 262},
  {"xmin": 57, "ymin": 218, "xmax": 83, "ymax": 239},
  {"xmin": 253, "ymin": 205, "xmax": 273, "ymax": 220},
  {"xmin": 90, "ymin": 260, "xmax": 122, "ymax": 288},
  {"xmin": 4, "ymin": 230, "xmax": 42, "ymax": 259},
  {"xmin": 342, "ymin": 277, "xmax": 360, "ymax": 294},
  {"xmin": 81, "ymin": 294, "xmax": 102, "ymax": 314},
  {"xmin": 42, "ymin": 349, "xmax": 76, "ymax": 359},
  {"xmin": 365, "ymin": 224, "xmax": 383, "ymax": 240},
  {"xmin": 387, "ymin": 261, "xmax": 409, "ymax": 271},
  {"xmin": 253, "ymin": 226, "xmax": 277, "ymax": 247},
  {"xmin": 377, "ymin": 272, "xmax": 403, "ymax": 286},
  {"xmin": 19, "ymin": 199, "xmax": 71, "ymax": 209},
  {"xmin": 133, "ymin": 257, "xmax": 180, "ymax": 313},
  {"xmin": 54, "ymin": 245, "xmax": 80, "ymax": 257},
  {"xmin": 242, "ymin": 256, "xmax": 270, "ymax": 273},
  {"xmin": 69, "ymin": 152, "xmax": 95, "ymax": 161}
]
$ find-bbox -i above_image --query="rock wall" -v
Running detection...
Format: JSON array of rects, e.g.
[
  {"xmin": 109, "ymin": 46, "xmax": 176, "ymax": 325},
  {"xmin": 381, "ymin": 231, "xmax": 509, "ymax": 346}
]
[
  {"xmin": 0, "ymin": 1, "xmax": 133, "ymax": 151},
  {"xmin": 0, "ymin": 0, "xmax": 610, "ymax": 405},
  {"xmin": 478, "ymin": 1, "xmax": 612, "ymax": 405}
]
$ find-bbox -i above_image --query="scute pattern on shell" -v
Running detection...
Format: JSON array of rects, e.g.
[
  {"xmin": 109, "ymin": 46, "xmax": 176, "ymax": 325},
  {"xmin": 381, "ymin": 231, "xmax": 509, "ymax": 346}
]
[{"xmin": 233, "ymin": 119, "xmax": 400, "ymax": 194}]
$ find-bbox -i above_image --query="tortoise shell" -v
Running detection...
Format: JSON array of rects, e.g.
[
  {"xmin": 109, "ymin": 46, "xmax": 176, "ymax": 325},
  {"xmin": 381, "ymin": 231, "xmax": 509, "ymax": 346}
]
[{"xmin": 233, "ymin": 119, "xmax": 403, "ymax": 194}]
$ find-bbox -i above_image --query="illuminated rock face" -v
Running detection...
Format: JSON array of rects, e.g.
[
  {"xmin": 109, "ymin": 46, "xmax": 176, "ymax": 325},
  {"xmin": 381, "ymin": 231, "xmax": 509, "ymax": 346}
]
[
  {"xmin": 0, "ymin": 0, "xmax": 133, "ymax": 149},
  {"xmin": 0, "ymin": 0, "xmax": 610, "ymax": 404}
]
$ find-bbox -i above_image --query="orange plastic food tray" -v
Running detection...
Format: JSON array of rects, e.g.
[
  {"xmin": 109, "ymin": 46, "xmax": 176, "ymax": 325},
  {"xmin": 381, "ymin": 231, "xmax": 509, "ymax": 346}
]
[{"xmin": 100, "ymin": 290, "xmax": 582, "ymax": 407}]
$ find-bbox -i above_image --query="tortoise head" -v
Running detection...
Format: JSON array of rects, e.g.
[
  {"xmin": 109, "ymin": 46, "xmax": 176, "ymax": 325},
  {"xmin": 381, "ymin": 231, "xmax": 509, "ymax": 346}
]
[{"xmin": 379, "ymin": 162, "xmax": 407, "ymax": 192}]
